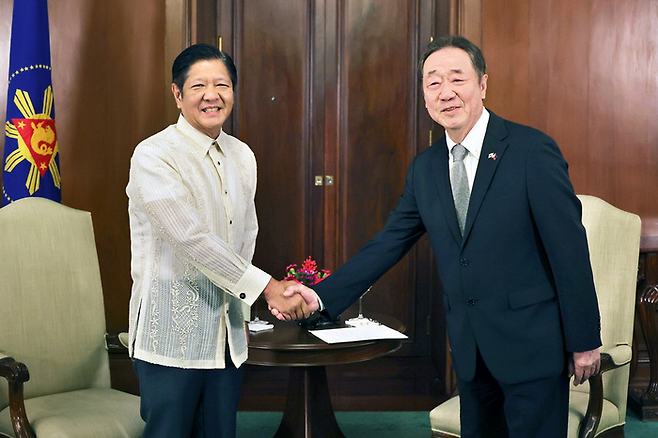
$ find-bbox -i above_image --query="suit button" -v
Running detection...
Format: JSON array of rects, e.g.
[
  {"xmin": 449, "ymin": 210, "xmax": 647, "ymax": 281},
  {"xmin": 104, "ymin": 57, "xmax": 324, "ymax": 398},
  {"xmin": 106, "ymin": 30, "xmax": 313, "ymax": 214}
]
[
  {"xmin": 466, "ymin": 299, "xmax": 476, "ymax": 307},
  {"xmin": 239, "ymin": 293, "xmax": 246, "ymax": 299},
  {"xmin": 460, "ymin": 259, "xmax": 469, "ymax": 267}
]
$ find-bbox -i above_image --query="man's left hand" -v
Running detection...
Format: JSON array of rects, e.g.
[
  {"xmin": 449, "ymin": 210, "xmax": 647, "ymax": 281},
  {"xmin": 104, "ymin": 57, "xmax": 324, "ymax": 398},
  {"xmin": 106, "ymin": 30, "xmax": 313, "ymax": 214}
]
[{"xmin": 569, "ymin": 348, "xmax": 601, "ymax": 386}]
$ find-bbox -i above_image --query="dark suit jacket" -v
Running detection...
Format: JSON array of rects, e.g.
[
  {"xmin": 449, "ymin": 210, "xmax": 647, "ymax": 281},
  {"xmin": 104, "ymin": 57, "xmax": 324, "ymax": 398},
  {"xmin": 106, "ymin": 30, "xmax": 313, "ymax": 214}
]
[{"xmin": 313, "ymin": 111, "xmax": 602, "ymax": 385}]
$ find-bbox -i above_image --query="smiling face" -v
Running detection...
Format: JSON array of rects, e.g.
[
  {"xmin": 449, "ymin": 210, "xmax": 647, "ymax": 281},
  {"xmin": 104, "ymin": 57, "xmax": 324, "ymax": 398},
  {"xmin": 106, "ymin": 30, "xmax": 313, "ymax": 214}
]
[
  {"xmin": 172, "ymin": 59, "xmax": 234, "ymax": 139},
  {"xmin": 422, "ymin": 47, "xmax": 487, "ymax": 144}
]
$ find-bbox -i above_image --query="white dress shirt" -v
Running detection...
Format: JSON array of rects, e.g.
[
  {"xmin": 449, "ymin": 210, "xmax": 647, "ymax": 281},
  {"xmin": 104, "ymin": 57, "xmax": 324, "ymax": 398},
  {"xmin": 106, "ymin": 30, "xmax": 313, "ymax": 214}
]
[
  {"xmin": 445, "ymin": 108, "xmax": 490, "ymax": 191},
  {"xmin": 126, "ymin": 115, "xmax": 271, "ymax": 369}
]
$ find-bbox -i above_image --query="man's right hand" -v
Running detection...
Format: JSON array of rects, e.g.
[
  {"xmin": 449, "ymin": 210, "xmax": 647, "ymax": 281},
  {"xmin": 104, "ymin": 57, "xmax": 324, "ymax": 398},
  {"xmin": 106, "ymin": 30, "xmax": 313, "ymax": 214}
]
[{"xmin": 262, "ymin": 278, "xmax": 316, "ymax": 321}]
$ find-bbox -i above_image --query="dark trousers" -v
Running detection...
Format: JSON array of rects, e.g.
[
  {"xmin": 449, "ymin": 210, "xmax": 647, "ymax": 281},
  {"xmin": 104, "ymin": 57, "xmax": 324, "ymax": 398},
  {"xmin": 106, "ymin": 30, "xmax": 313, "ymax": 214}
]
[
  {"xmin": 457, "ymin": 349, "xmax": 569, "ymax": 438},
  {"xmin": 133, "ymin": 358, "xmax": 244, "ymax": 438}
]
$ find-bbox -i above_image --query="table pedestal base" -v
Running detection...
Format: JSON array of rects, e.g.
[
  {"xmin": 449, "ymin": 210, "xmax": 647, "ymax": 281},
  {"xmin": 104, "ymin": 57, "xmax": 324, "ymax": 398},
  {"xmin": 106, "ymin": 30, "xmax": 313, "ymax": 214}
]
[{"xmin": 275, "ymin": 366, "xmax": 345, "ymax": 438}]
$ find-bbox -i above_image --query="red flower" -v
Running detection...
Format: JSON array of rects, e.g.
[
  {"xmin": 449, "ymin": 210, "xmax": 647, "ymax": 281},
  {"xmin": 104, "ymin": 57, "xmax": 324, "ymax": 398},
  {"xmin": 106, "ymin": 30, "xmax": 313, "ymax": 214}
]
[{"xmin": 284, "ymin": 256, "xmax": 331, "ymax": 287}]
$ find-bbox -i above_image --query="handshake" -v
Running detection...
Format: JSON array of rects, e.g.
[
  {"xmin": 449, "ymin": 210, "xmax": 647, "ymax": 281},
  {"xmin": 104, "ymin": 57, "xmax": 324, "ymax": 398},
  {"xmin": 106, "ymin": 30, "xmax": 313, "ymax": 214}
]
[{"xmin": 262, "ymin": 278, "xmax": 321, "ymax": 321}]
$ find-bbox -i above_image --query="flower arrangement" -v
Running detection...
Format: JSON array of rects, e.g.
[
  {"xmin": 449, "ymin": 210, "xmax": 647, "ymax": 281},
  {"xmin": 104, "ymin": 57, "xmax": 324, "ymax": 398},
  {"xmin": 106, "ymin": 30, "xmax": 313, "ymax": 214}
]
[{"xmin": 284, "ymin": 256, "xmax": 330, "ymax": 287}]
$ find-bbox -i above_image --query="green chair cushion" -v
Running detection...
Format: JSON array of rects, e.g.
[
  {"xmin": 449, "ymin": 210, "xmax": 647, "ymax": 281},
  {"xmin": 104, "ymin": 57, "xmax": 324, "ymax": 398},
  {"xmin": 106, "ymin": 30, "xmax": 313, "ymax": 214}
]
[{"xmin": 0, "ymin": 388, "xmax": 143, "ymax": 438}]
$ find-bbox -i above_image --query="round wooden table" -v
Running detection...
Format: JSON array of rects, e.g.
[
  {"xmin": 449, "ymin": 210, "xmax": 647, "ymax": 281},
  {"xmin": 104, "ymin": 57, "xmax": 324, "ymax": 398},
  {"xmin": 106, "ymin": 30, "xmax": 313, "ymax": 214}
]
[{"xmin": 247, "ymin": 311, "xmax": 405, "ymax": 438}]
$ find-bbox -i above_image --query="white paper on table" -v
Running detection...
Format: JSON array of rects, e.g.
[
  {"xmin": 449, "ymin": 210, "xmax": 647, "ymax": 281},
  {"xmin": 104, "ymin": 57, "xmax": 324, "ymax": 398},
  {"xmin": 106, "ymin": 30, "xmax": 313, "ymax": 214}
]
[
  {"xmin": 308, "ymin": 324, "xmax": 407, "ymax": 344},
  {"xmin": 248, "ymin": 321, "xmax": 274, "ymax": 332}
]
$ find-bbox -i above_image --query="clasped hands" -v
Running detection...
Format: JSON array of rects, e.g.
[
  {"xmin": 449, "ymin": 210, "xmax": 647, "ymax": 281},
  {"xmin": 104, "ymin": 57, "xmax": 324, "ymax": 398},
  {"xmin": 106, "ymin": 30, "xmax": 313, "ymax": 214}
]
[{"xmin": 262, "ymin": 278, "xmax": 320, "ymax": 321}]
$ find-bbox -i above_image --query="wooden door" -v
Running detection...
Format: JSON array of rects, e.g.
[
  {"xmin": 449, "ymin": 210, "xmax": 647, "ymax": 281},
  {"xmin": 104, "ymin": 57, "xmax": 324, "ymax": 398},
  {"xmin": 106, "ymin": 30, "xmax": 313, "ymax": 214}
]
[{"xmin": 197, "ymin": 0, "xmax": 449, "ymax": 409}]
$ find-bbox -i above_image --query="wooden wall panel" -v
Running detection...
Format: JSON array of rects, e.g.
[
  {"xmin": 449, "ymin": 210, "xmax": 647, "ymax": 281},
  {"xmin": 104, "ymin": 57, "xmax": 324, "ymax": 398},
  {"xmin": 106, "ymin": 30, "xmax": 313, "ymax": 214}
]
[
  {"xmin": 339, "ymin": 0, "xmax": 424, "ymax": 344},
  {"xmin": 479, "ymin": 0, "xmax": 531, "ymax": 126},
  {"xmin": 232, "ymin": 0, "xmax": 312, "ymax": 283},
  {"xmin": 468, "ymin": 0, "xmax": 658, "ymax": 220}
]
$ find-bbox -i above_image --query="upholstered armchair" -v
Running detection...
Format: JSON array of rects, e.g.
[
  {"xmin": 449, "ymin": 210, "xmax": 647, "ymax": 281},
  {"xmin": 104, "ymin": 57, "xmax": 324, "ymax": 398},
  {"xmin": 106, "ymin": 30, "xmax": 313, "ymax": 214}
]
[
  {"xmin": 0, "ymin": 198, "xmax": 144, "ymax": 437},
  {"xmin": 430, "ymin": 195, "xmax": 641, "ymax": 438}
]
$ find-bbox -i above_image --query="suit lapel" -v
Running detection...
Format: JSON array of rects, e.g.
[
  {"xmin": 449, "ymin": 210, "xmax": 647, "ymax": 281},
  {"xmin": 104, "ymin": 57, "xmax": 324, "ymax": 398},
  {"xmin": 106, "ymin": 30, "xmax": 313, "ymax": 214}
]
[{"xmin": 462, "ymin": 113, "xmax": 509, "ymax": 241}]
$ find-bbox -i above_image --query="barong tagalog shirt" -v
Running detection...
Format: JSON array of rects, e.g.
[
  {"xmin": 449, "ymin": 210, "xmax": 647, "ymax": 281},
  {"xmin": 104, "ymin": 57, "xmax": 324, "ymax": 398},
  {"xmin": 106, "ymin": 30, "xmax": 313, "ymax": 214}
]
[{"xmin": 126, "ymin": 115, "xmax": 271, "ymax": 369}]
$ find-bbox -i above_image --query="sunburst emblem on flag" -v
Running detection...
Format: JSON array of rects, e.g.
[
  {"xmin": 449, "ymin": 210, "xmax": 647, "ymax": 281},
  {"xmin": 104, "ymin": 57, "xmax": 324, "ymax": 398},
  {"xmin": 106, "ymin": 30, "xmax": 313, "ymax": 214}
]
[{"xmin": 4, "ymin": 85, "xmax": 61, "ymax": 195}]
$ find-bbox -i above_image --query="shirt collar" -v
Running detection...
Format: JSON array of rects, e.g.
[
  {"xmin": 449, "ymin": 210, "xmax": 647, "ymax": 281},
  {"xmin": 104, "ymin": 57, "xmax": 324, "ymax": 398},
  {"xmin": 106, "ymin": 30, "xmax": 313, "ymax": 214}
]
[
  {"xmin": 175, "ymin": 114, "xmax": 223, "ymax": 158},
  {"xmin": 445, "ymin": 108, "xmax": 490, "ymax": 160}
]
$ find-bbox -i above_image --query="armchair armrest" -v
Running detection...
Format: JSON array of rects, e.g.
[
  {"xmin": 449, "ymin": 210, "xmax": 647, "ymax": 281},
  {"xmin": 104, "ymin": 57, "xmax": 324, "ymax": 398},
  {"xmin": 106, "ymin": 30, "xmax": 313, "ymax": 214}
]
[
  {"xmin": 0, "ymin": 357, "xmax": 35, "ymax": 438},
  {"xmin": 104, "ymin": 332, "xmax": 130, "ymax": 354},
  {"xmin": 601, "ymin": 344, "xmax": 632, "ymax": 368},
  {"xmin": 579, "ymin": 351, "xmax": 627, "ymax": 438}
]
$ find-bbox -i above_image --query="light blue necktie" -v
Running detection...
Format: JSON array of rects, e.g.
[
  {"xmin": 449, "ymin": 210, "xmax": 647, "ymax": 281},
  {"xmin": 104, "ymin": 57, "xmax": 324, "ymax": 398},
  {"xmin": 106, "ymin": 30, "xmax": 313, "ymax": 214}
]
[{"xmin": 450, "ymin": 144, "xmax": 470, "ymax": 234}]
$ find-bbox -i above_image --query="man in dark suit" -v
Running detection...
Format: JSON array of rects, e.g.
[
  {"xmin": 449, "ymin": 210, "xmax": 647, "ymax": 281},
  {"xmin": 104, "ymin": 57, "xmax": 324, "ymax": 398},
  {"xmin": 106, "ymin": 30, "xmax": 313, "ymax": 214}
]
[{"xmin": 276, "ymin": 35, "xmax": 601, "ymax": 437}]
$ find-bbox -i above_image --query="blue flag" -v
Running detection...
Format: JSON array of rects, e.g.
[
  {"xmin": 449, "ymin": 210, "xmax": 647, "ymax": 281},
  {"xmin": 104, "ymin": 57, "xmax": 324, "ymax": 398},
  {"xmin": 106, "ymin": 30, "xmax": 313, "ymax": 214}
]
[{"xmin": 2, "ymin": 0, "xmax": 61, "ymax": 206}]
